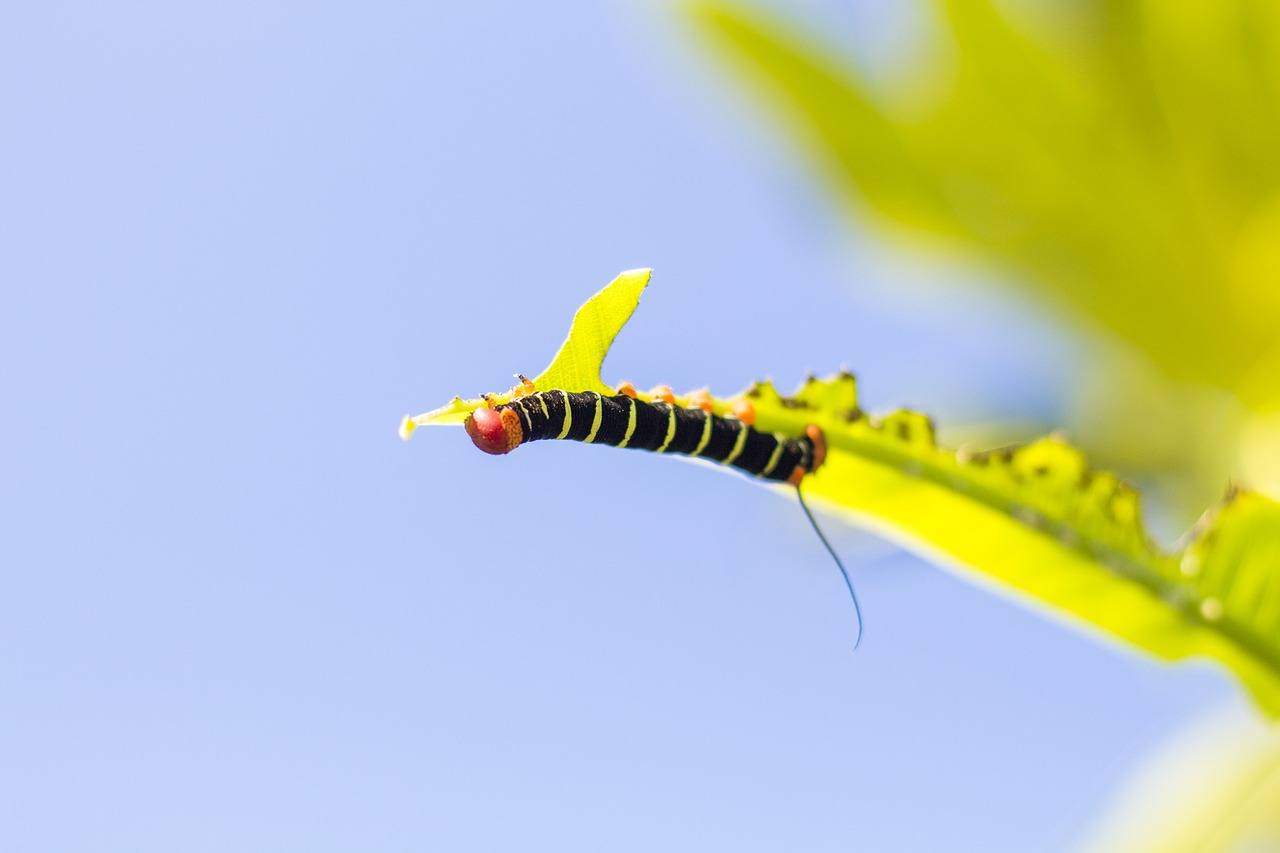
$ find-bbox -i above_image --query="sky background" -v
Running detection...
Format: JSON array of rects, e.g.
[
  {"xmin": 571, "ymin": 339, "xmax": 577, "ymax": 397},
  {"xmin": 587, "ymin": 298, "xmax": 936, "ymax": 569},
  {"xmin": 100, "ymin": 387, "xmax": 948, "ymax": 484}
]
[{"xmin": 0, "ymin": 2, "xmax": 1252, "ymax": 850}]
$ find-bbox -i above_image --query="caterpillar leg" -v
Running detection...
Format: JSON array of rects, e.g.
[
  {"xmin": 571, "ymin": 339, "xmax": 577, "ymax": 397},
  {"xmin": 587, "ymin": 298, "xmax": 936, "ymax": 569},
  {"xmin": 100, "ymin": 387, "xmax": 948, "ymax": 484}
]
[
  {"xmin": 512, "ymin": 374, "xmax": 537, "ymax": 398},
  {"xmin": 686, "ymin": 388, "xmax": 714, "ymax": 413}
]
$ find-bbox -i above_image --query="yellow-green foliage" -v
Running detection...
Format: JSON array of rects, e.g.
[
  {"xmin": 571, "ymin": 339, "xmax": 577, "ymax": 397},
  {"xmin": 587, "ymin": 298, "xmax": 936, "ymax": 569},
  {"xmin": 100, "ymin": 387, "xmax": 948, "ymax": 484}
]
[
  {"xmin": 683, "ymin": 1, "xmax": 1280, "ymax": 506},
  {"xmin": 403, "ymin": 272, "xmax": 1280, "ymax": 719},
  {"xmin": 685, "ymin": 0, "xmax": 1280, "ymax": 403}
]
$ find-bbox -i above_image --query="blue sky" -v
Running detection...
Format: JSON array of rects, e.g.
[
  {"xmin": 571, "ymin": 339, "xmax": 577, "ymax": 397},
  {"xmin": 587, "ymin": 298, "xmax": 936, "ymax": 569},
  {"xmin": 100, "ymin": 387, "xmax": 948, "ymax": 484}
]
[{"xmin": 1, "ymin": 2, "xmax": 1247, "ymax": 850}]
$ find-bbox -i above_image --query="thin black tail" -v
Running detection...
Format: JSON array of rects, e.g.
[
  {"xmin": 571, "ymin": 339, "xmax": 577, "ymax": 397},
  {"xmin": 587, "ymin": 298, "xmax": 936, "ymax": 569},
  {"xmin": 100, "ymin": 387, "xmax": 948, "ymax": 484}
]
[{"xmin": 796, "ymin": 481, "xmax": 863, "ymax": 649}]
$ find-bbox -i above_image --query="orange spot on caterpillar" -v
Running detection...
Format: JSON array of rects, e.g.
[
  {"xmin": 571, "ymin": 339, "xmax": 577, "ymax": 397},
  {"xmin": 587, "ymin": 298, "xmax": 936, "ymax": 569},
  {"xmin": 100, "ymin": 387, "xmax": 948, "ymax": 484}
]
[
  {"xmin": 731, "ymin": 399, "xmax": 756, "ymax": 426},
  {"xmin": 616, "ymin": 381, "xmax": 637, "ymax": 399},
  {"xmin": 687, "ymin": 389, "xmax": 714, "ymax": 413},
  {"xmin": 787, "ymin": 465, "xmax": 806, "ymax": 486},
  {"xmin": 465, "ymin": 407, "xmax": 524, "ymax": 455},
  {"xmin": 806, "ymin": 424, "xmax": 827, "ymax": 472},
  {"xmin": 650, "ymin": 385, "xmax": 675, "ymax": 404}
]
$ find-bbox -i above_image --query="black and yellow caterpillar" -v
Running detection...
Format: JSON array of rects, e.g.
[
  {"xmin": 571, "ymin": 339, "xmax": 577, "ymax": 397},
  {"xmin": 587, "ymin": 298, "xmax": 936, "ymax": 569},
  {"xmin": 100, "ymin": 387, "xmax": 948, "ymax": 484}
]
[
  {"xmin": 465, "ymin": 384, "xmax": 826, "ymax": 486},
  {"xmin": 463, "ymin": 379, "xmax": 859, "ymax": 645}
]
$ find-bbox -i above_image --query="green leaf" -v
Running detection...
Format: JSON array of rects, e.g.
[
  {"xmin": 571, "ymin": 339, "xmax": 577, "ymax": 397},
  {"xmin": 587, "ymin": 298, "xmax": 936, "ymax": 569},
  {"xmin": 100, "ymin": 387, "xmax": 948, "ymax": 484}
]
[
  {"xmin": 402, "ymin": 273, "xmax": 1280, "ymax": 718},
  {"xmin": 398, "ymin": 268, "xmax": 650, "ymax": 438},
  {"xmin": 532, "ymin": 268, "xmax": 650, "ymax": 397}
]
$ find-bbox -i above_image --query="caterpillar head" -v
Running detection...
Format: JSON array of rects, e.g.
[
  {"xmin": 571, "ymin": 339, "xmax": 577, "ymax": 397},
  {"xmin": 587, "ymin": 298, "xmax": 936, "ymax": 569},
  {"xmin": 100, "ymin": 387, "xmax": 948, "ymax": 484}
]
[{"xmin": 465, "ymin": 406, "xmax": 524, "ymax": 455}]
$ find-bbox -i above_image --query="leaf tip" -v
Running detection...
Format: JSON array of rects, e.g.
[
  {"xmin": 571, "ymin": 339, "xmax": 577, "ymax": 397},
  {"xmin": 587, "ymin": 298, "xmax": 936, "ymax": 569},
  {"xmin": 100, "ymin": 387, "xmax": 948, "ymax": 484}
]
[{"xmin": 399, "ymin": 416, "xmax": 417, "ymax": 441}]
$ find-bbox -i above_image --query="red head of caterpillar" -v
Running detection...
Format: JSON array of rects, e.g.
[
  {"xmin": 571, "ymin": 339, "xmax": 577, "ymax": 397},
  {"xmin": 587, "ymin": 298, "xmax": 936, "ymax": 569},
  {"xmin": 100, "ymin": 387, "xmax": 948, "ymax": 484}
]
[{"xmin": 464, "ymin": 406, "xmax": 523, "ymax": 455}]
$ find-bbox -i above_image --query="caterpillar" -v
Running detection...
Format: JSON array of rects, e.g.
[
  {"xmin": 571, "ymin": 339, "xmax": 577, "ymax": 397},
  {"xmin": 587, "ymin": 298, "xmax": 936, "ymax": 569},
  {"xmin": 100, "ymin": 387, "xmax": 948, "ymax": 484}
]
[
  {"xmin": 462, "ymin": 378, "xmax": 862, "ymax": 647},
  {"xmin": 464, "ymin": 382, "xmax": 827, "ymax": 485}
]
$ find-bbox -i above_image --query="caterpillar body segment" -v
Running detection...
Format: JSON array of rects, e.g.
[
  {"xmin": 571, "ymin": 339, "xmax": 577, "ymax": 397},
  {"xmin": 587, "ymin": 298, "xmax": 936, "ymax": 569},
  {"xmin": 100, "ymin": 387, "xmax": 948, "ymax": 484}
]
[{"xmin": 464, "ymin": 388, "xmax": 826, "ymax": 484}]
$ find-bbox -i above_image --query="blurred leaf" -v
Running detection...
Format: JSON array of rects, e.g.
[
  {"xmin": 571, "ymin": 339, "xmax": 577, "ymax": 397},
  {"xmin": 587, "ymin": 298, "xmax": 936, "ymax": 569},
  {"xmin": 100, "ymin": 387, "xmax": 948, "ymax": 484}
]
[
  {"xmin": 1071, "ymin": 703, "xmax": 1280, "ymax": 852},
  {"xmin": 683, "ymin": 1, "xmax": 1280, "ymax": 407},
  {"xmin": 404, "ymin": 273, "xmax": 1280, "ymax": 718}
]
